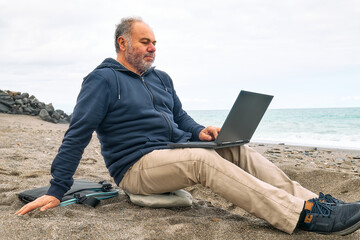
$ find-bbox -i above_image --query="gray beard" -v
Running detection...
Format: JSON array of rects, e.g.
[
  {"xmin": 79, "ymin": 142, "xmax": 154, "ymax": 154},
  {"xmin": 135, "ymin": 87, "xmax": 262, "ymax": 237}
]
[{"xmin": 125, "ymin": 45, "xmax": 155, "ymax": 74}]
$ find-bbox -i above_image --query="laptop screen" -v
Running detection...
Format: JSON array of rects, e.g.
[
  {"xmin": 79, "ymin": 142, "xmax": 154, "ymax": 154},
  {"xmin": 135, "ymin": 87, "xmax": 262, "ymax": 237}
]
[{"xmin": 215, "ymin": 90, "xmax": 273, "ymax": 144}]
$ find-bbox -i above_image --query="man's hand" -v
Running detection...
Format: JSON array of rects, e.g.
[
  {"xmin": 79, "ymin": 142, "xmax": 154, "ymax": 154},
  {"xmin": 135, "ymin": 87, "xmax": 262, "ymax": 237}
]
[
  {"xmin": 15, "ymin": 195, "xmax": 60, "ymax": 215},
  {"xmin": 199, "ymin": 126, "xmax": 221, "ymax": 141}
]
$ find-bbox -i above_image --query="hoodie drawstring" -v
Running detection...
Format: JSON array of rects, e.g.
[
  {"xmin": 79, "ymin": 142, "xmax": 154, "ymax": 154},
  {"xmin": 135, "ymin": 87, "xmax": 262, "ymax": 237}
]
[
  {"xmin": 110, "ymin": 68, "xmax": 121, "ymax": 100},
  {"xmin": 153, "ymin": 71, "xmax": 168, "ymax": 93}
]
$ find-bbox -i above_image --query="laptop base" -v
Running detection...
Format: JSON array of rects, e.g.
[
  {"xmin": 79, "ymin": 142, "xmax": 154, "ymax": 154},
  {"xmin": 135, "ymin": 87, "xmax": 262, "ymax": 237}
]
[{"xmin": 168, "ymin": 140, "xmax": 249, "ymax": 149}]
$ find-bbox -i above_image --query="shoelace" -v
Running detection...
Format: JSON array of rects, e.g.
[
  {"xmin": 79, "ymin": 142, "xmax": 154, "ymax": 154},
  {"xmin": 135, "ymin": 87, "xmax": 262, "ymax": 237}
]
[
  {"xmin": 319, "ymin": 192, "xmax": 344, "ymax": 204},
  {"xmin": 309, "ymin": 198, "xmax": 334, "ymax": 217}
]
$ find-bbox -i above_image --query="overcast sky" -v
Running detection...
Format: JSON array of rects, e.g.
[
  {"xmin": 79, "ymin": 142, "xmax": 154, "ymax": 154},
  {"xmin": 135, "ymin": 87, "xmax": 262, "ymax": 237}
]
[{"xmin": 1, "ymin": 0, "xmax": 359, "ymax": 113}]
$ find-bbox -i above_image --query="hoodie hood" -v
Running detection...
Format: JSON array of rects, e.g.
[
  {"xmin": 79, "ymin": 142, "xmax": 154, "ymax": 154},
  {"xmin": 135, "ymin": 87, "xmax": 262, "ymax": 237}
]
[
  {"xmin": 93, "ymin": 58, "xmax": 159, "ymax": 100},
  {"xmin": 95, "ymin": 58, "xmax": 127, "ymax": 71}
]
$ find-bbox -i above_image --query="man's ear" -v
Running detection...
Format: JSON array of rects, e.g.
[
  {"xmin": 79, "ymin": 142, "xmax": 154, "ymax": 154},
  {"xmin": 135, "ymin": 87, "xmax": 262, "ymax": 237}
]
[{"xmin": 118, "ymin": 36, "xmax": 127, "ymax": 51}]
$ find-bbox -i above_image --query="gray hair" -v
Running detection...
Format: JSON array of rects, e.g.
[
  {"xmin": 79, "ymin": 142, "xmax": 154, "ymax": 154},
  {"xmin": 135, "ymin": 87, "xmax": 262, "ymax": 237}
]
[{"xmin": 114, "ymin": 17, "xmax": 143, "ymax": 53}]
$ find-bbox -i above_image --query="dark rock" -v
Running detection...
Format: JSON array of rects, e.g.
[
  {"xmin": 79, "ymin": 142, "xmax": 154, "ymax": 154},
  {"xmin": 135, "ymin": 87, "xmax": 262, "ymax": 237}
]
[
  {"xmin": 51, "ymin": 111, "xmax": 61, "ymax": 120},
  {"xmin": 0, "ymin": 91, "xmax": 10, "ymax": 97},
  {"xmin": 55, "ymin": 109, "xmax": 64, "ymax": 116},
  {"xmin": 39, "ymin": 109, "xmax": 58, "ymax": 123},
  {"xmin": 23, "ymin": 107, "xmax": 33, "ymax": 114},
  {"xmin": 15, "ymin": 99, "xmax": 23, "ymax": 105},
  {"xmin": 0, "ymin": 96, "xmax": 15, "ymax": 107},
  {"xmin": 49, "ymin": 117, "xmax": 59, "ymax": 123},
  {"xmin": 37, "ymin": 102, "xmax": 45, "ymax": 109},
  {"xmin": 30, "ymin": 98, "xmax": 39, "ymax": 108},
  {"xmin": 16, "ymin": 106, "xmax": 23, "ymax": 114},
  {"xmin": 39, "ymin": 109, "xmax": 50, "ymax": 120},
  {"xmin": 0, "ymin": 102, "xmax": 10, "ymax": 113},
  {"xmin": 21, "ymin": 92, "xmax": 29, "ymax": 98},
  {"xmin": 31, "ymin": 108, "xmax": 41, "ymax": 116},
  {"xmin": 67, "ymin": 113, "xmax": 72, "ymax": 122},
  {"xmin": 45, "ymin": 103, "xmax": 54, "ymax": 115},
  {"xmin": 58, "ymin": 118, "xmax": 69, "ymax": 124},
  {"xmin": 14, "ymin": 94, "xmax": 23, "ymax": 99}
]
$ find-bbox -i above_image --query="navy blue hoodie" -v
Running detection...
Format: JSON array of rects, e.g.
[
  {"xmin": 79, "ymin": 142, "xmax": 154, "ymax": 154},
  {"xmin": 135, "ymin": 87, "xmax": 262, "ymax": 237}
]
[{"xmin": 46, "ymin": 58, "xmax": 205, "ymax": 200}]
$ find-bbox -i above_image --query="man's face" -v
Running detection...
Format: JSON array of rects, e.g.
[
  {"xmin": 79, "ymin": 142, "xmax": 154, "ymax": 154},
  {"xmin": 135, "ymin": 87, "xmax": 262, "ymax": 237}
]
[{"xmin": 124, "ymin": 22, "xmax": 156, "ymax": 74}]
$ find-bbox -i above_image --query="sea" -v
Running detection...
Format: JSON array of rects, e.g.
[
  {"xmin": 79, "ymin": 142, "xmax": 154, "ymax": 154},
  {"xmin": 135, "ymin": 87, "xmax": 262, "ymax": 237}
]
[{"xmin": 187, "ymin": 107, "xmax": 360, "ymax": 150}]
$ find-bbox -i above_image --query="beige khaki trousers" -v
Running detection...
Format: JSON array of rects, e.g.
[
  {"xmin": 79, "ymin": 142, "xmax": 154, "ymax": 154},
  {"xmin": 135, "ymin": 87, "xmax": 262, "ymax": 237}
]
[{"xmin": 120, "ymin": 145, "xmax": 317, "ymax": 234}]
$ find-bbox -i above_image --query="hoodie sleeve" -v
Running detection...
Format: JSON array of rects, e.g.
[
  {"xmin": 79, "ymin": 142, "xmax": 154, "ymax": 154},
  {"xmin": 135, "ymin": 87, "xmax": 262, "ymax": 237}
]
[{"xmin": 46, "ymin": 71, "xmax": 111, "ymax": 200}]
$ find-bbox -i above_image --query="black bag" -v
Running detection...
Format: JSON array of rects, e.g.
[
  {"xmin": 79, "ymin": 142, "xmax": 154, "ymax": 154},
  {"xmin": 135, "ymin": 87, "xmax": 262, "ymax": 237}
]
[{"xmin": 18, "ymin": 179, "xmax": 119, "ymax": 208}]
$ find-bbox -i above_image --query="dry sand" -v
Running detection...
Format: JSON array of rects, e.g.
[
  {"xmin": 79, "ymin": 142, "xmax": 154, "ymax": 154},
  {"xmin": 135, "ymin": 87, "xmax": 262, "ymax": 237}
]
[{"xmin": 0, "ymin": 113, "xmax": 359, "ymax": 240}]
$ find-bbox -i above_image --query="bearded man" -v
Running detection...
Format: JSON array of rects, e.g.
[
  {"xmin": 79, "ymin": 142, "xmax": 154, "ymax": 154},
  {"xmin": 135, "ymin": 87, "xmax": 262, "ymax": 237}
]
[{"xmin": 16, "ymin": 17, "xmax": 360, "ymax": 236}]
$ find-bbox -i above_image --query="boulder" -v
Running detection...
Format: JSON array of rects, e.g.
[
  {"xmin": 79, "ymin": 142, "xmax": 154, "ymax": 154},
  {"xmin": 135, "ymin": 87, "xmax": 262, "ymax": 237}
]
[
  {"xmin": 21, "ymin": 92, "xmax": 29, "ymax": 98},
  {"xmin": 37, "ymin": 102, "xmax": 45, "ymax": 109},
  {"xmin": 0, "ymin": 95, "xmax": 15, "ymax": 107},
  {"xmin": 31, "ymin": 108, "xmax": 41, "ymax": 116},
  {"xmin": 0, "ymin": 102, "xmax": 10, "ymax": 113},
  {"xmin": 45, "ymin": 103, "xmax": 54, "ymax": 115},
  {"xmin": 30, "ymin": 98, "xmax": 39, "ymax": 108},
  {"xmin": 15, "ymin": 99, "xmax": 23, "ymax": 105},
  {"xmin": 39, "ymin": 109, "xmax": 52, "ymax": 121},
  {"xmin": 14, "ymin": 94, "xmax": 24, "ymax": 100},
  {"xmin": 55, "ymin": 109, "xmax": 65, "ymax": 116},
  {"xmin": 16, "ymin": 106, "xmax": 23, "ymax": 114},
  {"xmin": 23, "ymin": 107, "xmax": 33, "ymax": 114},
  {"xmin": 51, "ymin": 111, "xmax": 61, "ymax": 120}
]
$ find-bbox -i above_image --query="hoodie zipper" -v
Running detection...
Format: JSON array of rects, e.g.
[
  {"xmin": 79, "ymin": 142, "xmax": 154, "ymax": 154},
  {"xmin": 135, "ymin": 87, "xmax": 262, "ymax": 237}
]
[{"xmin": 141, "ymin": 77, "xmax": 173, "ymax": 142}]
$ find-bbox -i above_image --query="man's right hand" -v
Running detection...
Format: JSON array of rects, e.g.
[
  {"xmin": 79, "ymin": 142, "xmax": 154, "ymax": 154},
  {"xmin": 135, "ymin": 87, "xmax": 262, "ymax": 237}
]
[{"xmin": 15, "ymin": 195, "xmax": 60, "ymax": 215}]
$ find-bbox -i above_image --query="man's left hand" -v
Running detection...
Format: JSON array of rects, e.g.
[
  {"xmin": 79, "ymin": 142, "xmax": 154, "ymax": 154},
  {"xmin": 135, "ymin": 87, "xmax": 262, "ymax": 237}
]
[{"xmin": 199, "ymin": 126, "xmax": 221, "ymax": 141}]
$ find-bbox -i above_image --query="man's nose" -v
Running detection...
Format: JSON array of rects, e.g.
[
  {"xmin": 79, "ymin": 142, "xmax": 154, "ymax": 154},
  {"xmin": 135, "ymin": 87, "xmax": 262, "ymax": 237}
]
[{"xmin": 148, "ymin": 43, "xmax": 156, "ymax": 52}]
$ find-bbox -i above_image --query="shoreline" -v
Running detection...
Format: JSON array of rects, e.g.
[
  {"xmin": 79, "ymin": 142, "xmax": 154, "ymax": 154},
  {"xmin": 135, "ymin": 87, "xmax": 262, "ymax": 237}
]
[{"xmin": 1, "ymin": 113, "xmax": 359, "ymax": 239}]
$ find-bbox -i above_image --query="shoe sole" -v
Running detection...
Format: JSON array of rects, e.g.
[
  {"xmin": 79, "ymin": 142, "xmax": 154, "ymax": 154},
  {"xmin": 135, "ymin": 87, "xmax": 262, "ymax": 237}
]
[
  {"xmin": 335, "ymin": 219, "xmax": 360, "ymax": 236},
  {"xmin": 315, "ymin": 220, "xmax": 360, "ymax": 236}
]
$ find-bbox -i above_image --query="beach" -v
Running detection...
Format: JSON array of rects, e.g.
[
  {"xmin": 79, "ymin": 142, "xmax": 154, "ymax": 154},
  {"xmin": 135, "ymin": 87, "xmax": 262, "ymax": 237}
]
[{"xmin": 0, "ymin": 113, "xmax": 359, "ymax": 240}]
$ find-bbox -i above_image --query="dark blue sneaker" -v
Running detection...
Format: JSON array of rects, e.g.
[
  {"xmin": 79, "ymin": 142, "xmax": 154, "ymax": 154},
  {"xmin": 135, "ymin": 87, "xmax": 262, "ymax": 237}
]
[
  {"xmin": 298, "ymin": 198, "xmax": 360, "ymax": 235},
  {"xmin": 319, "ymin": 192, "xmax": 360, "ymax": 205}
]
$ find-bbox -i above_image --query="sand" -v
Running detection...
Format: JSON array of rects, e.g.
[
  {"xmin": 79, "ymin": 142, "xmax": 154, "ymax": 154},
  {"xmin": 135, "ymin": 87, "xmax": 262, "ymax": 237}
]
[{"xmin": 0, "ymin": 113, "xmax": 359, "ymax": 240}]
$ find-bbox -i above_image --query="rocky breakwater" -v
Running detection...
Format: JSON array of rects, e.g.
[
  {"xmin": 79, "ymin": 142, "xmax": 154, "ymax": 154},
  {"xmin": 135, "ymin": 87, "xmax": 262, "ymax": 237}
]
[{"xmin": 0, "ymin": 89, "xmax": 71, "ymax": 123}]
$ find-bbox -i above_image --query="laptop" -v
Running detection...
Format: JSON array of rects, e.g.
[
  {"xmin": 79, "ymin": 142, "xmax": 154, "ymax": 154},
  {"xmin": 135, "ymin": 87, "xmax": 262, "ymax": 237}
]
[{"xmin": 168, "ymin": 90, "xmax": 273, "ymax": 149}]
